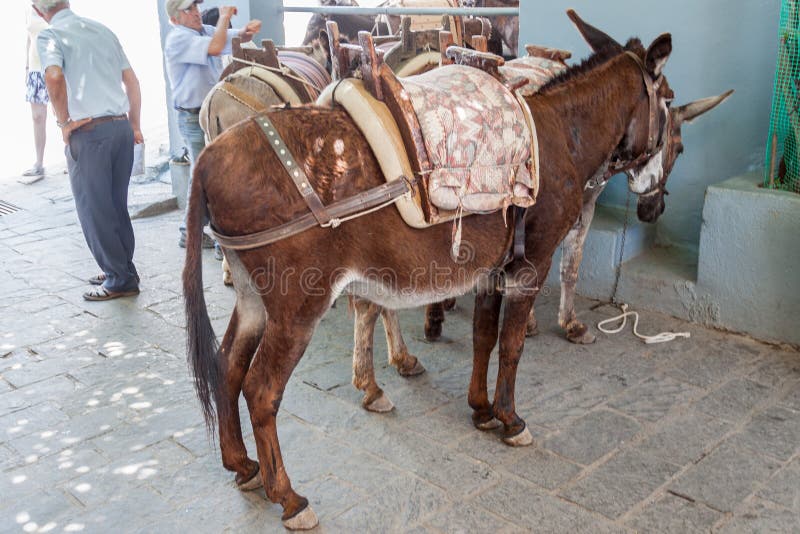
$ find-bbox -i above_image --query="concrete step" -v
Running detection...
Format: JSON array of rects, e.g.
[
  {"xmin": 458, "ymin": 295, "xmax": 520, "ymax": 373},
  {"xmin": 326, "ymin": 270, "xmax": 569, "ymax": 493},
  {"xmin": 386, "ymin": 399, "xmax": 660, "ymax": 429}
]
[{"xmin": 615, "ymin": 244, "xmax": 700, "ymax": 322}]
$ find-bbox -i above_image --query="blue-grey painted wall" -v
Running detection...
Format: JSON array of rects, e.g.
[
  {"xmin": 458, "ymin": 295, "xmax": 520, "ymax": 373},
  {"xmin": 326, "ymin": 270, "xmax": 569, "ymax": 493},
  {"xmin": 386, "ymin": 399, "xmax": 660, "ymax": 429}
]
[
  {"xmin": 250, "ymin": 0, "xmax": 285, "ymax": 45},
  {"xmin": 519, "ymin": 0, "xmax": 780, "ymax": 247},
  {"xmin": 697, "ymin": 173, "xmax": 800, "ymax": 345}
]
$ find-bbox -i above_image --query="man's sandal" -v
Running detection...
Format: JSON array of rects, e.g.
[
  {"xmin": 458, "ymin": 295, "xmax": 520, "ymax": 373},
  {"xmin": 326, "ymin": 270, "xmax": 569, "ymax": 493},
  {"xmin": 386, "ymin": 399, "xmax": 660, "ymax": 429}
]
[
  {"xmin": 83, "ymin": 286, "xmax": 140, "ymax": 301},
  {"xmin": 89, "ymin": 273, "xmax": 140, "ymax": 286}
]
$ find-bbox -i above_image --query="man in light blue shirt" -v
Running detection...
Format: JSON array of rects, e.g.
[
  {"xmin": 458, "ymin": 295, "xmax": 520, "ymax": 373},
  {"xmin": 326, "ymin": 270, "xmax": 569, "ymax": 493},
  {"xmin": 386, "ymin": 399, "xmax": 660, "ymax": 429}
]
[
  {"xmin": 164, "ymin": 0, "xmax": 261, "ymax": 251},
  {"xmin": 35, "ymin": 0, "xmax": 143, "ymax": 301}
]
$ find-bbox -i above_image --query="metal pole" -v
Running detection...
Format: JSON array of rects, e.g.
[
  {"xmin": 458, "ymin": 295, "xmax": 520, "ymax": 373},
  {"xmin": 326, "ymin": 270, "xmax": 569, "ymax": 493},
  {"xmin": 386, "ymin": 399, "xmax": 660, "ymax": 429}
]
[{"xmin": 279, "ymin": 6, "xmax": 519, "ymax": 16}]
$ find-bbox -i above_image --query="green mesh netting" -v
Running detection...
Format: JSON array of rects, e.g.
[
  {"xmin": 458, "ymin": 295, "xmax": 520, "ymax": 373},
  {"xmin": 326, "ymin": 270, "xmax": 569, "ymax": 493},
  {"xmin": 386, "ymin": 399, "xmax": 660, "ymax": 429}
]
[{"xmin": 766, "ymin": 0, "xmax": 800, "ymax": 193}]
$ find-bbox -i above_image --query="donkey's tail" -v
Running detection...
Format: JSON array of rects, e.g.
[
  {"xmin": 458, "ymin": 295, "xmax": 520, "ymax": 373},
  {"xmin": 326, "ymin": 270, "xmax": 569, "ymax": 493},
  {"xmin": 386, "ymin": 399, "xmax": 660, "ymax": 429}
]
[{"xmin": 182, "ymin": 160, "xmax": 221, "ymax": 431}]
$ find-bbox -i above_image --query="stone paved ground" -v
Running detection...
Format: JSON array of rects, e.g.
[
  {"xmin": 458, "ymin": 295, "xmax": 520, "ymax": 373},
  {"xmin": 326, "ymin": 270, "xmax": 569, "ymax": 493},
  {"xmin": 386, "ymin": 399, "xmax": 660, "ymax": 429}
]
[{"xmin": 1, "ymin": 171, "xmax": 799, "ymax": 533}]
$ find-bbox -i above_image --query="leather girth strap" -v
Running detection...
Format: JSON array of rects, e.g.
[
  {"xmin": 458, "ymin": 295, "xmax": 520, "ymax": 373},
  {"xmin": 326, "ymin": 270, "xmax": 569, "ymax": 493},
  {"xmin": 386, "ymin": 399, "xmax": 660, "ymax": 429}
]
[
  {"xmin": 513, "ymin": 205, "xmax": 527, "ymax": 262},
  {"xmin": 254, "ymin": 114, "xmax": 332, "ymax": 226}
]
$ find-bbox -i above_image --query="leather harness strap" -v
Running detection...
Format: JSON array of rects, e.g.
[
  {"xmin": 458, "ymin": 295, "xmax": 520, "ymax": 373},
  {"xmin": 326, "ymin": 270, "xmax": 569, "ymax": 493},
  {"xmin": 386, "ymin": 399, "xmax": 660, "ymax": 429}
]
[
  {"xmin": 513, "ymin": 205, "xmax": 527, "ymax": 262},
  {"xmin": 211, "ymin": 112, "xmax": 414, "ymax": 250},
  {"xmin": 625, "ymin": 51, "xmax": 659, "ymax": 154},
  {"xmin": 211, "ymin": 177, "xmax": 412, "ymax": 250},
  {"xmin": 595, "ymin": 51, "xmax": 663, "ymax": 185},
  {"xmin": 254, "ymin": 114, "xmax": 332, "ymax": 226}
]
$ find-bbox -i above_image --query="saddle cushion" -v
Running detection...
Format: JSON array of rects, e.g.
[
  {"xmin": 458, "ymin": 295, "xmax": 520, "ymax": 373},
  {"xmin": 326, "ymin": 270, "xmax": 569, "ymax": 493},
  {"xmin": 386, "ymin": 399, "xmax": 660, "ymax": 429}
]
[
  {"xmin": 499, "ymin": 56, "xmax": 568, "ymax": 97},
  {"xmin": 392, "ymin": 50, "xmax": 442, "ymax": 77},
  {"xmin": 316, "ymin": 79, "xmax": 429, "ymax": 228},
  {"xmin": 400, "ymin": 65, "xmax": 536, "ymax": 213},
  {"xmin": 242, "ymin": 65, "xmax": 306, "ymax": 105}
]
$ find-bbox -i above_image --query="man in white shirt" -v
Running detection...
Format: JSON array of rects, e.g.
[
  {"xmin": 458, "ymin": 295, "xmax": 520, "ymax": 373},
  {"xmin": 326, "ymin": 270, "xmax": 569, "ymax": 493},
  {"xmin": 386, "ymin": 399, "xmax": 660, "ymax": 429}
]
[
  {"xmin": 163, "ymin": 0, "xmax": 261, "ymax": 251},
  {"xmin": 35, "ymin": 0, "xmax": 144, "ymax": 301}
]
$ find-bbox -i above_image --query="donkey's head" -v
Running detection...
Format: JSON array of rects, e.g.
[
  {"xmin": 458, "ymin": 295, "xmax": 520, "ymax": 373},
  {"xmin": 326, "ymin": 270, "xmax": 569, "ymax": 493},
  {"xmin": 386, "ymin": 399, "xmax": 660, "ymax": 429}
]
[{"xmin": 567, "ymin": 10, "xmax": 733, "ymax": 223}]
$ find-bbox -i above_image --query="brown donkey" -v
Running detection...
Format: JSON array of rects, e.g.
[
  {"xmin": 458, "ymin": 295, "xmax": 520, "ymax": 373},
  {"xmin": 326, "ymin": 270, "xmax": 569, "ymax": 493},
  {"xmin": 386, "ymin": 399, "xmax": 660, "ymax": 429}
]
[
  {"xmin": 184, "ymin": 15, "xmax": 728, "ymax": 530},
  {"xmin": 423, "ymin": 9, "xmax": 733, "ymax": 344}
]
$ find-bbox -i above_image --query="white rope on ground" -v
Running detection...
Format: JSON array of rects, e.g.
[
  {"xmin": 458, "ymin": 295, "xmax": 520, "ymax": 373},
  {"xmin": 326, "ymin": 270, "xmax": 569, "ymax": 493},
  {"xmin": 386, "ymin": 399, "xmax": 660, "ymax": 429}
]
[{"xmin": 597, "ymin": 303, "xmax": 691, "ymax": 344}]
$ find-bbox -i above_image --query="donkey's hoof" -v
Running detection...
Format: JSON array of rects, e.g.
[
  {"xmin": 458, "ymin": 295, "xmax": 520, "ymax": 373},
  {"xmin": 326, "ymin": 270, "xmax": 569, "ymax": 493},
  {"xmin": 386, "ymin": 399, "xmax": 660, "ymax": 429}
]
[
  {"xmin": 424, "ymin": 324, "xmax": 442, "ymax": 342},
  {"xmin": 283, "ymin": 505, "xmax": 318, "ymax": 530},
  {"xmin": 364, "ymin": 392, "xmax": 395, "ymax": 413},
  {"xmin": 235, "ymin": 464, "xmax": 262, "ymax": 491},
  {"xmin": 566, "ymin": 327, "xmax": 596, "ymax": 344},
  {"xmin": 398, "ymin": 357, "xmax": 426, "ymax": 377},
  {"xmin": 475, "ymin": 418, "xmax": 502, "ymax": 431},
  {"xmin": 525, "ymin": 323, "xmax": 540, "ymax": 337},
  {"xmin": 503, "ymin": 426, "xmax": 534, "ymax": 447},
  {"xmin": 223, "ymin": 272, "xmax": 233, "ymax": 286}
]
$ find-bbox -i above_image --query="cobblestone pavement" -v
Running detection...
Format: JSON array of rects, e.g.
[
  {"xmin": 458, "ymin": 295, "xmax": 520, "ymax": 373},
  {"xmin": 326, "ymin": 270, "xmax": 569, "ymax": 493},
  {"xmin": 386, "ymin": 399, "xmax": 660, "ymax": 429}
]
[{"xmin": 1, "ymin": 172, "xmax": 799, "ymax": 533}]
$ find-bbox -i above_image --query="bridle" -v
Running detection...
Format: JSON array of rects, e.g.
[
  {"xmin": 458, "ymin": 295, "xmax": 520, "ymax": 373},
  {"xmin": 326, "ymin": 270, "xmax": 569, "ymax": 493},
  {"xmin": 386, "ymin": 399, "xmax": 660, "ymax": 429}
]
[{"xmin": 587, "ymin": 51, "xmax": 666, "ymax": 191}]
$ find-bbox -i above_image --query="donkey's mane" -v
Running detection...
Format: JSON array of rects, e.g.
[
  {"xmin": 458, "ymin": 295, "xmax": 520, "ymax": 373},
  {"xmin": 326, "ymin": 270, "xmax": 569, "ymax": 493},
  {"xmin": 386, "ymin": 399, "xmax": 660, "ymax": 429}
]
[{"xmin": 539, "ymin": 38, "xmax": 645, "ymax": 94}]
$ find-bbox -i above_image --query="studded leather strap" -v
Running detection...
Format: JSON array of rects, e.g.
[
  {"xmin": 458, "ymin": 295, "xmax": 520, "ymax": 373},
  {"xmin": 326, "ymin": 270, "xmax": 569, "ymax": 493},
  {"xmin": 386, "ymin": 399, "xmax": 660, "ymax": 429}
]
[{"xmin": 253, "ymin": 114, "xmax": 332, "ymax": 226}]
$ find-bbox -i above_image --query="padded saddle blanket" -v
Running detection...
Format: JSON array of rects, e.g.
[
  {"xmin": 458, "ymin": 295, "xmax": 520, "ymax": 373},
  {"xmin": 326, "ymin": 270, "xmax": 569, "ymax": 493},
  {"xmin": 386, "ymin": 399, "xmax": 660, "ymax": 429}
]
[
  {"xmin": 499, "ymin": 56, "xmax": 568, "ymax": 97},
  {"xmin": 400, "ymin": 65, "xmax": 536, "ymax": 213}
]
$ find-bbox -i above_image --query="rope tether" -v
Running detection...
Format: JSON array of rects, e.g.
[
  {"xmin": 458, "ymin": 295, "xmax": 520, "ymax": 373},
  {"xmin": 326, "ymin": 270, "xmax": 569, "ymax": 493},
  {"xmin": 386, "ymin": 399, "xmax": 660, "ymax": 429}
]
[
  {"xmin": 597, "ymin": 303, "xmax": 691, "ymax": 344},
  {"xmin": 597, "ymin": 190, "xmax": 690, "ymax": 344}
]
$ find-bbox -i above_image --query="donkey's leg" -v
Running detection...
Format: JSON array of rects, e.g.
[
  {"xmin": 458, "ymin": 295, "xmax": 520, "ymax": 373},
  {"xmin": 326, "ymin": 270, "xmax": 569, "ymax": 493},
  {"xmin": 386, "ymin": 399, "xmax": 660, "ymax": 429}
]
[
  {"xmin": 242, "ymin": 310, "xmax": 322, "ymax": 530},
  {"xmin": 217, "ymin": 253, "xmax": 265, "ymax": 489},
  {"xmin": 216, "ymin": 307, "xmax": 263, "ymax": 490},
  {"xmin": 221, "ymin": 254, "xmax": 233, "ymax": 286},
  {"xmin": 424, "ymin": 301, "xmax": 446, "ymax": 341},
  {"xmin": 469, "ymin": 289, "xmax": 503, "ymax": 430},
  {"xmin": 494, "ymin": 295, "xmax": 536, "ymax": 446},
  {"xmin": 559, "ymin": 186, "xmax": 604, "ymax": 344},
  {"xmin": 525, "ymin": 308, "xmax": 539, "ymax": 337},
  {"xmin": 381, "ymin": 308, "xmax": 425, "ymax": 377},
  {"xmin": 351, "ymin": 297, "xmax": 394, "ymax": 412}
]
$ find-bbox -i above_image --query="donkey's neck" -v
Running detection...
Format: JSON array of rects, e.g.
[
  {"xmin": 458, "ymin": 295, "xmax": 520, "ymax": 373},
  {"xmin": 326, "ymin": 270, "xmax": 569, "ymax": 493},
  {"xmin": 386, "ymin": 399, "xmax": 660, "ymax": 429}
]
[{"xmin": 535, "ymin": 56, "xmax": 642, "ymax": 187}]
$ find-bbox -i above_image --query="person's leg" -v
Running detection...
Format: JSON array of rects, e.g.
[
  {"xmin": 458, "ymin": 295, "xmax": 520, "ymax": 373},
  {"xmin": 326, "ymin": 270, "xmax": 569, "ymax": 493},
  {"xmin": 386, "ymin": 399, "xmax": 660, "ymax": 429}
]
[
  {"xmin": 67, "ymin": 124, "xmax": 138, "ymax": 293},
  {"xmin": 30, "ymin": 102, "xmax": 47, "ymax": 171},
  {"xmin": 177, "ymin": 110, "xmax": 208, "ymax": 242},
  {"xmin": 23, "ymin": 71, "xmax": 49, "ymax": 175},
  {"xmin": 109, "ymin": 120, "xmax": 137, "ymax": 283}
]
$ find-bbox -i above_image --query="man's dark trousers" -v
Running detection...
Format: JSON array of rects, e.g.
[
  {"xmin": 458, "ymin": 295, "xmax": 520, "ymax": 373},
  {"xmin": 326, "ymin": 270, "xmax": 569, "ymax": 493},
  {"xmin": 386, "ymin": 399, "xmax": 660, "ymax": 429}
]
[{"xmin": 66, "ymin": 119, "xmax": 139, "ymax": 293}]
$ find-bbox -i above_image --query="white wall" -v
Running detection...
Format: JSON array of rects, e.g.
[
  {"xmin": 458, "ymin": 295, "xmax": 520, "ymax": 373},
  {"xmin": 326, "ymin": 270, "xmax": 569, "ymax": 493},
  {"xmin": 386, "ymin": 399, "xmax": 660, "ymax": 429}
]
[{"xmin": 4, "ymin": 1, "xmax": 169, "ymax": 179}]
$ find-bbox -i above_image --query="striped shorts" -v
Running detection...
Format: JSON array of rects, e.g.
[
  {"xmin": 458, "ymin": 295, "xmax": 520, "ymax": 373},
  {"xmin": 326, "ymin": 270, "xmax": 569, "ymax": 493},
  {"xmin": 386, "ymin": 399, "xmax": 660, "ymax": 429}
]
[{"xmin": 25, "ymin": 70, "xmax": 50, "ymax": 105}]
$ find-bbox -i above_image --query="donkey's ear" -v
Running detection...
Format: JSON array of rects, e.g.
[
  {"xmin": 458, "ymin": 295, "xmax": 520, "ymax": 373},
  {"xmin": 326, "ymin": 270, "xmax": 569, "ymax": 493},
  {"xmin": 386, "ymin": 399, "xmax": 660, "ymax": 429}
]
[
  {"xmin": 674, "ymin": 89, "xmax": 734, "ymax": 125},
  {"xmin": 566, "ymin": 9, "xmax": 622, "ymax": 52},
  {"xmin": 645, "ymin": 33, "xmax": 672, "ymax": 77},
  {"xmin": 318, "ymin": 29, "xmax": 329, "ymax": 44}
]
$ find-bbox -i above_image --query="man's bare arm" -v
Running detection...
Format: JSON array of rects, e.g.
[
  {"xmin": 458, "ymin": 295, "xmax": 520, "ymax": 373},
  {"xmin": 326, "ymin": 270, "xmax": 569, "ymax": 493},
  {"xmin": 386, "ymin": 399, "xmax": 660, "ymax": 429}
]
[
  {"xmin": 44, "ymin": 65, "xmax": 90, "ymax": 142},
  {"xmin": 207, "ymin": 6, "xmax": 236, "ymax": 56},
  {"xmin": 122, "ymin": 68, "xmax": 143, "ymax": 144}
]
